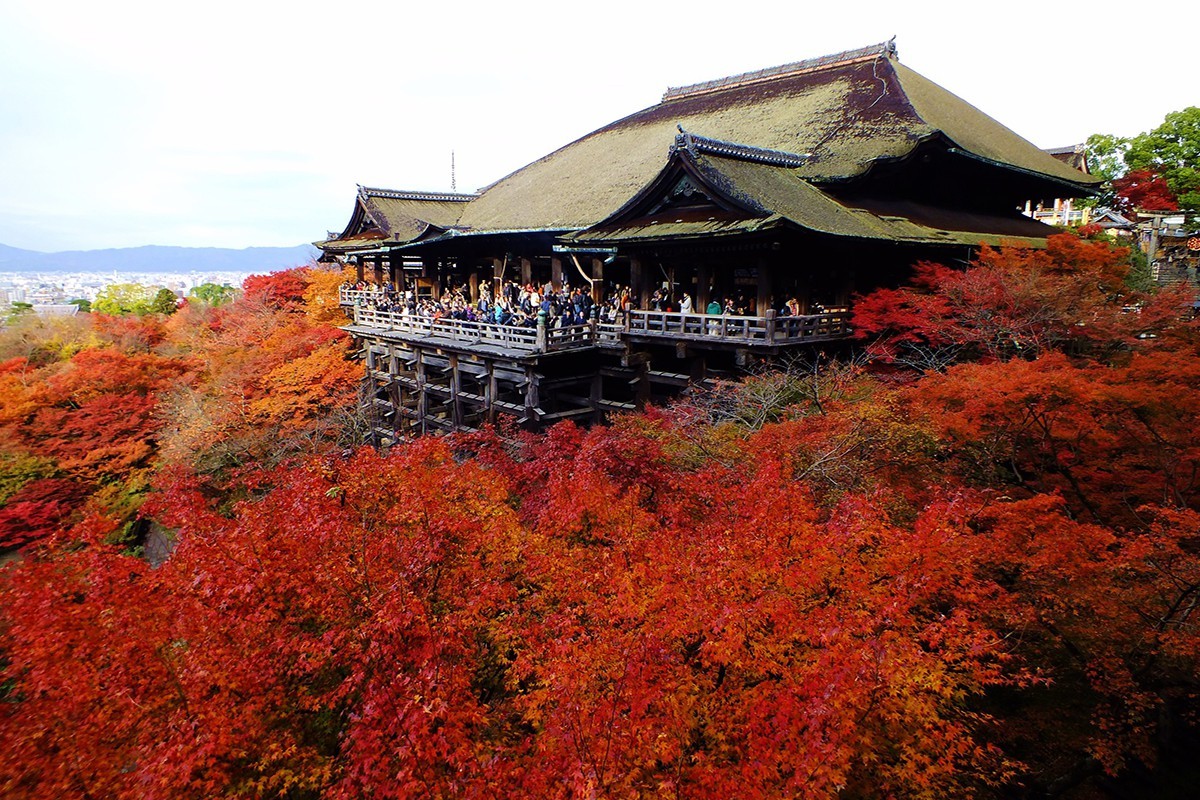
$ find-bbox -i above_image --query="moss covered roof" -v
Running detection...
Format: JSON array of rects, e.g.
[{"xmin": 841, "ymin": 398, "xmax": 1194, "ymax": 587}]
[{"xmin": 456, "ymin": 42, "xmax": 1095, "ymax": 234}]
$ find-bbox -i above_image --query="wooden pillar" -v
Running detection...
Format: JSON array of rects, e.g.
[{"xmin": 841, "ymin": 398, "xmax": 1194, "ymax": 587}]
[
  {"xmin": 492, "ymin": 257, "xmax": 505, "ymax": 299},
  {"xmin": 551, "ymin": 256, "xmax": 564, "ymax": 292},
  {"xmin": 354, "ymin": 259, "xmax": 364, "ymax": 283},
  {"xmin": 468, "ymin": 272, "xmax": 479, "ymax": 303},
  {"xmin": 756, "ymin": 255, "xmax": 773, "ymax": 316},
  {"xmin": 697, "ymin": 262, "xmax": 712, "ymax": 310},
  {"xmin": 591, "ymin": 257, "xmax": 604, "ymax": 306},
  {"xmin": 630, "ymin": 255, "xmax": 647, "ymax": 310},
  {"xmin": 520, "ymin": 257, "xmax": 532, "ymax": 287},
  {"xmin": 372, "ymin": 259, "xmax": 383, "ymax": 285}
]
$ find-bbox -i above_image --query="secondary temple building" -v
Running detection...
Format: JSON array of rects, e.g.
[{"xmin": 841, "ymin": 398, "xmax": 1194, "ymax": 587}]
[{"xmin": 318, "ymin": 41, "xmax": 1098, "ymax": 443}]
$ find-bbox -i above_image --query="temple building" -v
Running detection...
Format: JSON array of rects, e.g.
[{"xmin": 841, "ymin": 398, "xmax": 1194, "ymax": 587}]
[{"xmin": 319, "ymin": 40, "xmax": 1098, "ymax": 442}]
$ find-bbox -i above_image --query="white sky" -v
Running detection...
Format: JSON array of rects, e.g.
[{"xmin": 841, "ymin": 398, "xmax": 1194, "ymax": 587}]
[{"xmin": 1, "ymin": 0, "xmax": 1196, "ymax": 252}]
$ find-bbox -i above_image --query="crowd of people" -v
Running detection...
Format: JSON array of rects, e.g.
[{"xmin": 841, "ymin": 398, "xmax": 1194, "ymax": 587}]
[
  {"xmin": 343, "ymin": 280, "xmax": 634, "ymax": 330},
  {"xmin": 342, "ymin": 279, "xmax": 810, "ymax": 330}
]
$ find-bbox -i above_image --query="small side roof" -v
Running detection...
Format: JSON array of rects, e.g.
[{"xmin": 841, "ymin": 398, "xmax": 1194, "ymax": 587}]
[{"xmin": 316, "ymin": 186, "xmax": 477, "ymax": 253}]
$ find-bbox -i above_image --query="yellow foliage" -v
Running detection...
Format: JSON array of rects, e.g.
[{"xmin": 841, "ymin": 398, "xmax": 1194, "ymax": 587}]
[{"xmin": 303, "ymin": 267, "xmax": 355, "ymax": 326}]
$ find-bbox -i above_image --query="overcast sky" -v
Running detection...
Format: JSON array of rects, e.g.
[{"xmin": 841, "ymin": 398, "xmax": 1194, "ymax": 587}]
[{"xmin": 1, "ymin": 0, "xmax": 1195, "ymax": 252}]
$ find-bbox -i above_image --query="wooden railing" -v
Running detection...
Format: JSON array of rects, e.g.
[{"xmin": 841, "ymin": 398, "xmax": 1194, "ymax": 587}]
[
  {"xmin": 349, "ymin": 303, "xmax": 851, "ymax": 350},
  {"xmin": 340, "ymin": 287, "xmax": 387, "ymax": 305},
  {"xmin": 624, "ymin": 309, "xmax": 850, "ymax": 344}
]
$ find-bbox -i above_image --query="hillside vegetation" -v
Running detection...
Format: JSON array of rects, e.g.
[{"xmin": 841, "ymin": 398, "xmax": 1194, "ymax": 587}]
[{"xmin": 2, "ymin": 236, "xmax": 1199, "ymax": 799}]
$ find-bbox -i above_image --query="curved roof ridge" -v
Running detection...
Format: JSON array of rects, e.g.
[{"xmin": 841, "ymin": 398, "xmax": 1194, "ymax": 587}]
[
  {"xmin": 662, "ymin": 39, "xmax": 897, "ymax": 102},
  {"xmin": 357, "ymin": 185, "xmax": 478, "ymax": 202},
  {"xmin": 673, "ymin": 129, "xmax": 811, "ymax": 167}
]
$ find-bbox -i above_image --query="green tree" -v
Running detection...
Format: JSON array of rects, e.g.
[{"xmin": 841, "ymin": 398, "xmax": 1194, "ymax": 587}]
[
  {"xmin": 149, "ymin": 288, "xmax": 178, "ymax": 315},
  {"xmin": 1082, "ymin": 133, "xmax": 1129, "ymax": 208},
  {"xmin": 67, "ymin": 298, "xmax": 91, "ymax": 313},
  {"xmin": 93, "ymin": 283, "xmax": 152, "ymax": 316},
  {"xmin": 1125, "ymin": 107, "xmax": 1200, "ymax": 215},
  {"xmin": 188, "ymin": 282, "xmax": 237, "ymax": 307}
]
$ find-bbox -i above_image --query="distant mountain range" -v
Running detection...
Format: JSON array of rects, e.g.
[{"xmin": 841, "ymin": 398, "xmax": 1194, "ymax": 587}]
[{"xmin": 0, "ymin": 243, "xmax": 320, "ymax": 274}]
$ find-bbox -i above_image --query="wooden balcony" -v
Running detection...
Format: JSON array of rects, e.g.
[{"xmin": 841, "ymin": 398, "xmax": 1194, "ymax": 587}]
[
  {"xmin": 347, "ymin": 306, "xmax": 598, "ymax": 354},
  {"xmin": 342, "ymin": 289, "xmax": 851, "ymax": 354}
]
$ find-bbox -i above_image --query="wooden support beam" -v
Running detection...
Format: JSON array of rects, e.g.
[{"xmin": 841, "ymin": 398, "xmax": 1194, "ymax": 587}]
[
  {"xmin": 449, "ymin": 354, "xmax": 462, "ymax": 429},
  {"xmin": 590, "ymin": 372, "xmax": 603, "ymax": 423},
  {"xmin": 551, "ymin": 256, "xmax": 564, "ymax": 292},
  {"xmin": 415, "ymin": 347, "xmax": 428, "ymax": 436},
  {"xmin": 591, "ymin": 257, "xmax": 604, "ymax": 306},
  {"xmin": 486, "ymin": 362, "xmax": 498, "ymax": 425},
  {"xmin": 697, "ymin": 262, "xmax": 712, "ymax": 310},
  {"xmin": 492, "ymin": 256, "xmax": 505, "ymax": 299},
  {"xmin": 756, "ymin": 254, "xmax": 773, "ymax": 316},
  {"xmin": 630, "ymin": 255, "xmax": 648, "ymax": 310},
  {"xmin": 523, "ymin": 365, "xmax": 539, "ymax": 428}
]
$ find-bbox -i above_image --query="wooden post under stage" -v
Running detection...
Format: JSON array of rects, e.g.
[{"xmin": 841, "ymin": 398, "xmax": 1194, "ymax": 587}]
[
  {"xmin": 449, "ymin": 353, "xmax": 462, "ymax": 429},
  {"xmin": 486, "ymin": 362, "xmax": 498, "ymax": 425},
  {"xmin": 468, "ymin": 271, "xmax": 479, "ymax": 302},
  {"xmin": 414, "ymin": 347, "xmax": 428, "ymax": 437},
  {"xmin": 630, "ymin": 255, "xmax": 648, "ymax": 310},
  {"xmin": 523, "ymin": 365, "xmax": 539, "ymax": 425},
  {"xmin": 520, "ymin": 258, "xmax": 532, "ymax": 287},
  {"xmin": 756, "ymin": 255, "xmax": 773, "ymax": 315},
  {"xmin": 697, "ymin": 263, "xmax": 712, "ymax": 311},
  {"xmin": 373, "ymin": 260, "xmax": 384, "ymax": 285},
  {"xmin": 591, "ymin": 257, "xmax": 604, "ymax": 306},
  {"xmin": 551, "ymin": 257, "xmax": 564, "ymax": 292}
]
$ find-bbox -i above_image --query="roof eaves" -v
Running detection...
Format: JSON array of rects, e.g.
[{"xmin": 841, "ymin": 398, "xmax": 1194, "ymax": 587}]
[{"xmin": 946, "ymin": 146, "xmax": 1102, "ymax": 194}]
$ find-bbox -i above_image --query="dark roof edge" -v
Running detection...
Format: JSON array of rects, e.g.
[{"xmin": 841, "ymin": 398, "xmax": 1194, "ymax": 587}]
[
  {"xmin": 662, "ymin": 39, "xmax": 897, "ymax": 102},
  {"xmin": 946, "ymin": 147, "xmax": 1101, "ymax": 195}
]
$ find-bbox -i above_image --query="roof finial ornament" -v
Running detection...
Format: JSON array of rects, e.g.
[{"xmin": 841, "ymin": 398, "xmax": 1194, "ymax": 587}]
[
  {"xmin": 885, "ymin": 36, "xmax": 898, "ymax": 59},
  {"xmin": 673, "ymin": 125, "xmax": 698, "ymax": 157}
]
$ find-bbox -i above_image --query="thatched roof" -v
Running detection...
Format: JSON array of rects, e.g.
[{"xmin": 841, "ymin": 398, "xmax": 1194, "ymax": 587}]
[{"xmin": 455, "ymin": 41, "xmax": 1097, "ymax": 235}]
